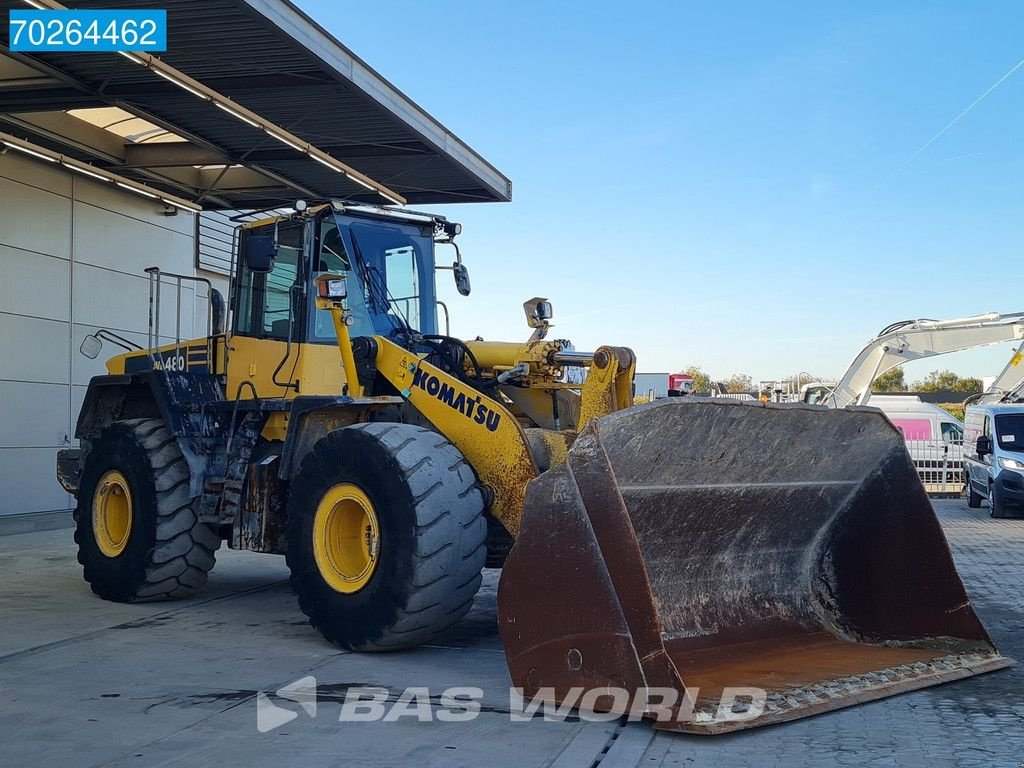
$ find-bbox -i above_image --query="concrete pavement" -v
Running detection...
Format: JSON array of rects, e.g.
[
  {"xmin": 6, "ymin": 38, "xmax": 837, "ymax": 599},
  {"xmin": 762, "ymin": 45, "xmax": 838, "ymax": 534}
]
[{"xmin": 0, "ymin": 498, "xmax": 1021, "ymax": 767}]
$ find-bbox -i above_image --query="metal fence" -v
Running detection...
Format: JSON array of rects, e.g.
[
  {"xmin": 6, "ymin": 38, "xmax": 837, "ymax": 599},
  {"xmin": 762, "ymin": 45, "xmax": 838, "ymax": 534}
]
[{"xmin": 904, "ymin": 439, "xmax": 964, "ymax": 496}]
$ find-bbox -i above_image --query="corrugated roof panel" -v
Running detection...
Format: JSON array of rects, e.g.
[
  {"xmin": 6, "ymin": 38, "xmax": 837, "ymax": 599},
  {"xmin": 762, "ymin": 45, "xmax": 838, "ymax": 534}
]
[{"xmin": 0, "ymin": 0, "xmax": 511, "ymax": 209}]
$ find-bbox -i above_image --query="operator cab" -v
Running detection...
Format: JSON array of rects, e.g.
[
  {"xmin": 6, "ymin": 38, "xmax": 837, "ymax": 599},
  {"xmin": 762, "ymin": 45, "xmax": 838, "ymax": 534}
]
[{"xmin": 235, "ymin": 203, "xmax": 465, "ymax": 345}]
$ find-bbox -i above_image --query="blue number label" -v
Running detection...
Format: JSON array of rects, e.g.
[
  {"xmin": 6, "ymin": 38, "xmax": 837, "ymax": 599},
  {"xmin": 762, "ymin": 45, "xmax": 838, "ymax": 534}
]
[{"xmin": 9, "ymin": 10, "xmax": 167, "ymax": 53}]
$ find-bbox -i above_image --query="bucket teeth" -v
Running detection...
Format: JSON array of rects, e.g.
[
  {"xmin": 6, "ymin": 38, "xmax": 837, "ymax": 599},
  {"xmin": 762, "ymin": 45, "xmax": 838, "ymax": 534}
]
[{"xmin": 497, "ymin": 399, "xmax": 1013, "ymax": 733}]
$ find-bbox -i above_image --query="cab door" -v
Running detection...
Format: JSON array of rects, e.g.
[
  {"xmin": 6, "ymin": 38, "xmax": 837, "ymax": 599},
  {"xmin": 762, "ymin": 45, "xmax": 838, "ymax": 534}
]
[
  {"xmin": 967, "ymin": 414, "xmax": 992, "ymax": 494},
  {"xmin": 227, "ymin": 218, "xmax": 307, "ymax": 401}
]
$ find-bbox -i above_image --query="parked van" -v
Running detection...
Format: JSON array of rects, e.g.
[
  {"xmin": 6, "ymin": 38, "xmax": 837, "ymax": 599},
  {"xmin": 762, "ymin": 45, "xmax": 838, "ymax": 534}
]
[
  {"xmin": 963, "ymin": 404, "xmax": 1024, "ymax": 518},
  {"xmin": 867, "ymin": 395, "xmax": 965, "ymax": 489}
]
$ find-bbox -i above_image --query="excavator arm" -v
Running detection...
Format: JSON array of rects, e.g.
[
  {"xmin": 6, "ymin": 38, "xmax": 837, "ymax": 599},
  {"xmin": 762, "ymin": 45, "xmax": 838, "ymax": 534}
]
[
  {"xmin": 973, "ymin": 338, "xmax": 1024, "ymax": 405},
  {"xmin": 821, "ymin": 311, "xmax": 1024, "ymax": 408}
]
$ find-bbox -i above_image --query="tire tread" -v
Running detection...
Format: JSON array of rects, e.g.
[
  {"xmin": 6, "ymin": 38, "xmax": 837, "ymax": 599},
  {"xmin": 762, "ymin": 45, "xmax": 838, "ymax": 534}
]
[{"xmin": 77, "ymin": 418, "xmax": 220, "ymax": 602}]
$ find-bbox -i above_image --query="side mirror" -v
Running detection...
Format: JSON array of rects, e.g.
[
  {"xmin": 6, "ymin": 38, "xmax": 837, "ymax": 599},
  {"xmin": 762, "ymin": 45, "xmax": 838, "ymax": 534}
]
[
  {"xmin": 977, "ymin": 435, "xmax": 992, "ymax": 457},
  {"xmin": 242, "ymin": 235, "xmax": 276, "ymax": 273},
  {"xmin": 210, "ymin": 288, "xmax": 226, "ymax": 335},
  {"xmin": 80, "ymin": 334, "xmax": 102, "ymax": 360},
  {"xmin": 453, "ymin": 262, "xmax": 471, "ymax": 296}
]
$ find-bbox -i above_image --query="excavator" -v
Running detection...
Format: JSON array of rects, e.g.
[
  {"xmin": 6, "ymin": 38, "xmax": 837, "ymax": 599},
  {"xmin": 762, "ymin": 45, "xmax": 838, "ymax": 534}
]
[
  {"xmin": 969, "ymin": 335, "xmax": 1024, "ymax": 406},
  {"xmin": 58, "ymin": 203, "xmax": 1011, "ymax": 733},
  {"xmin": 803, "ymin": 312, "xmax": 1024, "ymax": 407}
]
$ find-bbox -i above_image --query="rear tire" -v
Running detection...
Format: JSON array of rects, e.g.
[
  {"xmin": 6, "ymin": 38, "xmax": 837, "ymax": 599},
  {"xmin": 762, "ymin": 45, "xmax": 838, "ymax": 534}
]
[
  {"xmin": 75, "ymin": 418, "xmax": 220, "ymax": 602},
  {"xmin": 286, "ymin": 423, "xmax": 487, "ymax": 651}
]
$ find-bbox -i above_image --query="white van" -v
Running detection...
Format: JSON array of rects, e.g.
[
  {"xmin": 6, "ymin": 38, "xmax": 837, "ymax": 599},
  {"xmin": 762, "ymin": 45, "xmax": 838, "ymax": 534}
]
[
  {"xmin": 963, "ymin": 404, "xmax": 1024, "ymax": 518},
  {"xmin": 867, "ymin": 395, "xmax": 965, "ymax": 488}
]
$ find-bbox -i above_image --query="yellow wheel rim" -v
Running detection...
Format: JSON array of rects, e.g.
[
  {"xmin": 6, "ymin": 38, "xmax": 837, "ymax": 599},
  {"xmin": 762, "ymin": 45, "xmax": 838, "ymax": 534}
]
[
  {"xmin": 313, "ymin": 483, "xmax": 380, "ymax": 594},
  {"xmin": 93, "ymin": 470, "xmax": 133, "ymax": 558}
]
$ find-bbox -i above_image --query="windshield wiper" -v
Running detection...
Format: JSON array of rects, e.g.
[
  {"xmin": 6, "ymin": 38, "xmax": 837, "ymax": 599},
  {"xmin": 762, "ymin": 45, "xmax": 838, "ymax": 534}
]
[{"xmin": 348, "ymin": 229, "xmax": 410, "ymax": 335}]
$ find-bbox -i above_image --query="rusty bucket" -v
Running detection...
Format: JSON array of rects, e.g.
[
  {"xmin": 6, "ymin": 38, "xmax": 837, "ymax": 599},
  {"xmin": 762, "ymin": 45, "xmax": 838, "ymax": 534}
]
[{"xmin": 497, "ymin": 399, "xmax": 1012, "ymax": 733}]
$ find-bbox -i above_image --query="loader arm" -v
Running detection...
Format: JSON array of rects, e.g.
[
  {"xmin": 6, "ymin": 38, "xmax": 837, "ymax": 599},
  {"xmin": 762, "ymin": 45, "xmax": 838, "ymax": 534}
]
[
  {"xmin": 364, "ymin": 335, "xmax": 639, "ymax": 534},
  {"xmin": 822, "ymin": 311, "xmax": 1024, "ymax": 408},
  {"xmin": 368, "ymin": 335, "xmax": 539, "ymax": 535},
  {"xmin": 316, "ymin": 278, "xmax": 639, "ymax": 536}
]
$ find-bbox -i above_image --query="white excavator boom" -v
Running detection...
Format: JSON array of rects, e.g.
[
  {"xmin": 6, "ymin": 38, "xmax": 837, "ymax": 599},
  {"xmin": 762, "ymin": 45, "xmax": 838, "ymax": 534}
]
[{"xmin": 816, "ymin": 312, "xmax": 1024, "ymax": 409}]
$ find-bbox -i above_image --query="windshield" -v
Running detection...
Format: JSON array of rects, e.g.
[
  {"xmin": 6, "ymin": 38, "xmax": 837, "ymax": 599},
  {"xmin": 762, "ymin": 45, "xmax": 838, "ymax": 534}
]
[
  {"xmin": 348, "ymin": 218, "xmax": 437, "ymax": 335},
  {"xmin": 309, "ymin": 218, "xmax": 375, "ymax": 341},
  {"xmin": 803, "ymin": 385, "xmax": 830, "ymax": 405},
  {"xmin": 307, "ymin": 214, "xmax": 438, "ymax": 342},
  {"xmin": 941, "ymin": 422, "xmax": 964, "ymax": 443},
  {"xmin": 994, "ymin": 413, "xmax": 1024, "ymax": 453}
]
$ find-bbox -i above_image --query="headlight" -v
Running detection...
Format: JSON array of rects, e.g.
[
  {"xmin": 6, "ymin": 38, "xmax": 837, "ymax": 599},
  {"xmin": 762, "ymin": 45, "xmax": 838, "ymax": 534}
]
[
  {"xmin": 316, "ymin": 276, "xmax": 347, "ymax": 299},
  {"xmin": 998, "ymin": 457, "xmax": 1024, "ymax": 470}
]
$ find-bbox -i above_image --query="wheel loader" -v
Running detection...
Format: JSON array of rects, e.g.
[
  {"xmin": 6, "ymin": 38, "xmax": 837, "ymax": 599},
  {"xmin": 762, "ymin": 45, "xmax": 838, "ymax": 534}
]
[{"xmin": 58, "ymin": 202, "xmax": 1011, "ymax": 733}]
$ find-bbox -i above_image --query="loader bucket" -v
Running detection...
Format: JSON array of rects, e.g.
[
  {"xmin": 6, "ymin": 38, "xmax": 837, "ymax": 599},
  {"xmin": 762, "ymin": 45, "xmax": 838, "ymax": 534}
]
[{"xmin": 497, "ymin": 399, "xmax": 1012, "ymax": 734}]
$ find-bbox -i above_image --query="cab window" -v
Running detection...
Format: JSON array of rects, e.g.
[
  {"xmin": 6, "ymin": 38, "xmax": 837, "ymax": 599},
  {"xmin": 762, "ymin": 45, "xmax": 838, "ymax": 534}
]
[
  {"xmin": 941, "ymin": 422, "xmax": 963, "ymax": 443},
  {"xmin": 384, "ymin": 245, "xmax": 420, "ymax": 329},
  {"xmin": 235, "ymin": 221, "xmax": 304, "ymax": 341},
  {"xmin": 308, "ymin": 219, "xmax": 375, "ymax": 342},
  {"xmin": 348, "ymin": 219, "xmax": 437, "ymax": 335}
]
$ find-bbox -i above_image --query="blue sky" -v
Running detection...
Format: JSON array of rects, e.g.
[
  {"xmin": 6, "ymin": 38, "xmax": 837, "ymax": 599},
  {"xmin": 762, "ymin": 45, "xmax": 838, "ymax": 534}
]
[{"xmin": 298, "ymin": 1, "xmax": 1024, "ymax": 384}]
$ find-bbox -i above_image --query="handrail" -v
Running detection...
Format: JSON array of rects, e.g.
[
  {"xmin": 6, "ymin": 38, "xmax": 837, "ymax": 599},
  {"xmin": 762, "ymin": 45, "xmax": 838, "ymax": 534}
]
[
  {"xmin": 436, "ymin": 300, "xmax": 450, "ymax": 336},
  {"xmin": 144, "ymin": 267, "xmax": 215, "ymax": 368}
]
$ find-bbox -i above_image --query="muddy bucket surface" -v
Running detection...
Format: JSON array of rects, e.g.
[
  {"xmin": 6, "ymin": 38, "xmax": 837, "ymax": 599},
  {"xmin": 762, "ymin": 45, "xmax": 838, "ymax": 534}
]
[{"xmin": 497, "ymin": 399, "xmax": 1012, "ymax": 733}]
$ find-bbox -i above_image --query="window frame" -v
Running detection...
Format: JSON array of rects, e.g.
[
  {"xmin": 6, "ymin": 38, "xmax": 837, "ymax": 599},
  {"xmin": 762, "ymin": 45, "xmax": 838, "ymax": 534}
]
[{"xmin": 232, "ymin": 218, "xmax": 310, "ymax": 343}]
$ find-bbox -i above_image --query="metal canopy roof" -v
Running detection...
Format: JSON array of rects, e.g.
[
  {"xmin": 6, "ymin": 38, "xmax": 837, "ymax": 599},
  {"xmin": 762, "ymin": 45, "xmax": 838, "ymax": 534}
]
[{"xmin": 0, "ymin": 0, "xmax": 512, "ymax": 209}]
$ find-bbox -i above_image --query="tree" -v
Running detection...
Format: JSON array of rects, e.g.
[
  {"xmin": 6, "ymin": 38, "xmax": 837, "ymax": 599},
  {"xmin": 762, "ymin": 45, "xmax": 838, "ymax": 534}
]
[
  {"xmin": 955, "ymin": 377, "xmax": 984, "ymax": 393},
  {"xmin": 721, "ymin": 373, "xmax": 754, "ymax": 394},
  {"xmin": 872, "ymin": 367, "xmax": 907, "ymax": 392},
  {"xmin": 684, "ymin": 365, "xmax": 712, "ymax": 395},
  {"xmin": 912, "ymin": 370, "xmax": 983, "ymax": 393}
]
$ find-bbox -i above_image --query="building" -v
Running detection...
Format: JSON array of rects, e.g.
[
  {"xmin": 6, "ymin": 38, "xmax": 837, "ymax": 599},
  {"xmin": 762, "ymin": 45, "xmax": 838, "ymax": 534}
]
[
  {"xmin": 634, "ymin": 372, "xmax": 670, "ymax": 399},
  {"xmin": 0, "ymin": 0, "xmax": 510, "ymax": 519}
]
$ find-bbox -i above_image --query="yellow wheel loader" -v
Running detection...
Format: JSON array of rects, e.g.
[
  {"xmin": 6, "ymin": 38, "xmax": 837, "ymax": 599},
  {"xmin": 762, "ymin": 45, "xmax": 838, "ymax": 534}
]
[{"xmin": 58, "ymin": 202, "xmax": 1011, "ymax": 733}]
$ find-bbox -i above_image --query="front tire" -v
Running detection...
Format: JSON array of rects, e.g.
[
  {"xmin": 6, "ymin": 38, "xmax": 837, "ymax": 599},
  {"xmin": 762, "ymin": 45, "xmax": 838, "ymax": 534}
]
[
  {"xmin": 285, "ymin": 423, "xmax": 486, "ymax": 651},
  {"xmin": 75, "ymin": 418, "xmax": 220, "ymax": 602},
  {"xmin": 990, "ymin": 483, "xmax": 1010, "ymax": 519},
  {"xmin": 967, "ymin": 482, "xmax": 983, "ymax": 508}
]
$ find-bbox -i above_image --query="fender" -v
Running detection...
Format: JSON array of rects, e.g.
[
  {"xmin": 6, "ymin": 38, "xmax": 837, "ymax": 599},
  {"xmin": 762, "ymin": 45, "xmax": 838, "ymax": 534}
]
[{"xmin": 74, "ymin": 371, "xmax": 225, "ymax": 498}]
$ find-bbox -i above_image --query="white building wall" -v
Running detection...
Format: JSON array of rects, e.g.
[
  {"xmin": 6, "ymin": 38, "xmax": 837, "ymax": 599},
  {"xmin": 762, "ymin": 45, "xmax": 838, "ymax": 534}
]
[{"xmin": 0, "ymin": 151, "xmax": 222, "ymax": 516}]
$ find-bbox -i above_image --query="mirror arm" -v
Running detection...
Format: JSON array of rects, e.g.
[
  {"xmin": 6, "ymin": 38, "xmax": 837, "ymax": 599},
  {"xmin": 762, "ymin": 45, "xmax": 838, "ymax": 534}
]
[
  {"xmin": 434, "ymin": 240, "xmax": 462, "ymax": 269},
  {"xmin": 96, "ymin": 329, "xmax": 143, "ymax": 352}
]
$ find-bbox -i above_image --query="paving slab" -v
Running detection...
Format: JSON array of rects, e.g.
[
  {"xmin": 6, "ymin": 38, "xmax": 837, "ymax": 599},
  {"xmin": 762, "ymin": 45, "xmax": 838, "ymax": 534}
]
[{"xmin": 0, "ymin": 498, "xmax": 1021, "ymax": 768}]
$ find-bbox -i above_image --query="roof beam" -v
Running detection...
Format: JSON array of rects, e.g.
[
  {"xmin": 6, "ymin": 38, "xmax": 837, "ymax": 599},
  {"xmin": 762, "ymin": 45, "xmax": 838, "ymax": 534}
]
[
  {"xmin": 0, "ymin": 130, "xmax": 202, "ymax": 211},
  {"xmin": 0, "ymin": 43, "xmax": 318, "ymax": 205},
  {"xmin": 2, "ymin": 110, "xmax": 127, "ymax": 161},
  {"xmin": 123, "ymin": 142, "xmax": 229, "ymax": 168}
]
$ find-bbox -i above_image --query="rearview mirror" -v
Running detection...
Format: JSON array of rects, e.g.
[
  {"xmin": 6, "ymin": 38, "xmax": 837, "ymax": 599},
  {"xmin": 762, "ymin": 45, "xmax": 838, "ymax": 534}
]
[
  {"xmin": 80, "ymin": 334, "xmax": 102, "ymax": 360},
  {"xmin": 453, "ymin": 262, "xmax": 471, "ymax": 296},
  {"xmin": 976, "ymin": 435, "xmax": 992, "ymax": 457},
  {"xmin": 242, "ymin": 235, "xmax": 276, "ymax": 273}
]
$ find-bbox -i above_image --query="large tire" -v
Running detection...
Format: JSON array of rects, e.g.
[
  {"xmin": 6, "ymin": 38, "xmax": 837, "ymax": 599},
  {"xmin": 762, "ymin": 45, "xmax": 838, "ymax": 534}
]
[
  {"xmin": 75, "ymin": 418, "xmax": 220, "ymax": 601},
  {"xmin": 285, "ymin": 423, "xmax": 486, "ymax": 651}
]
